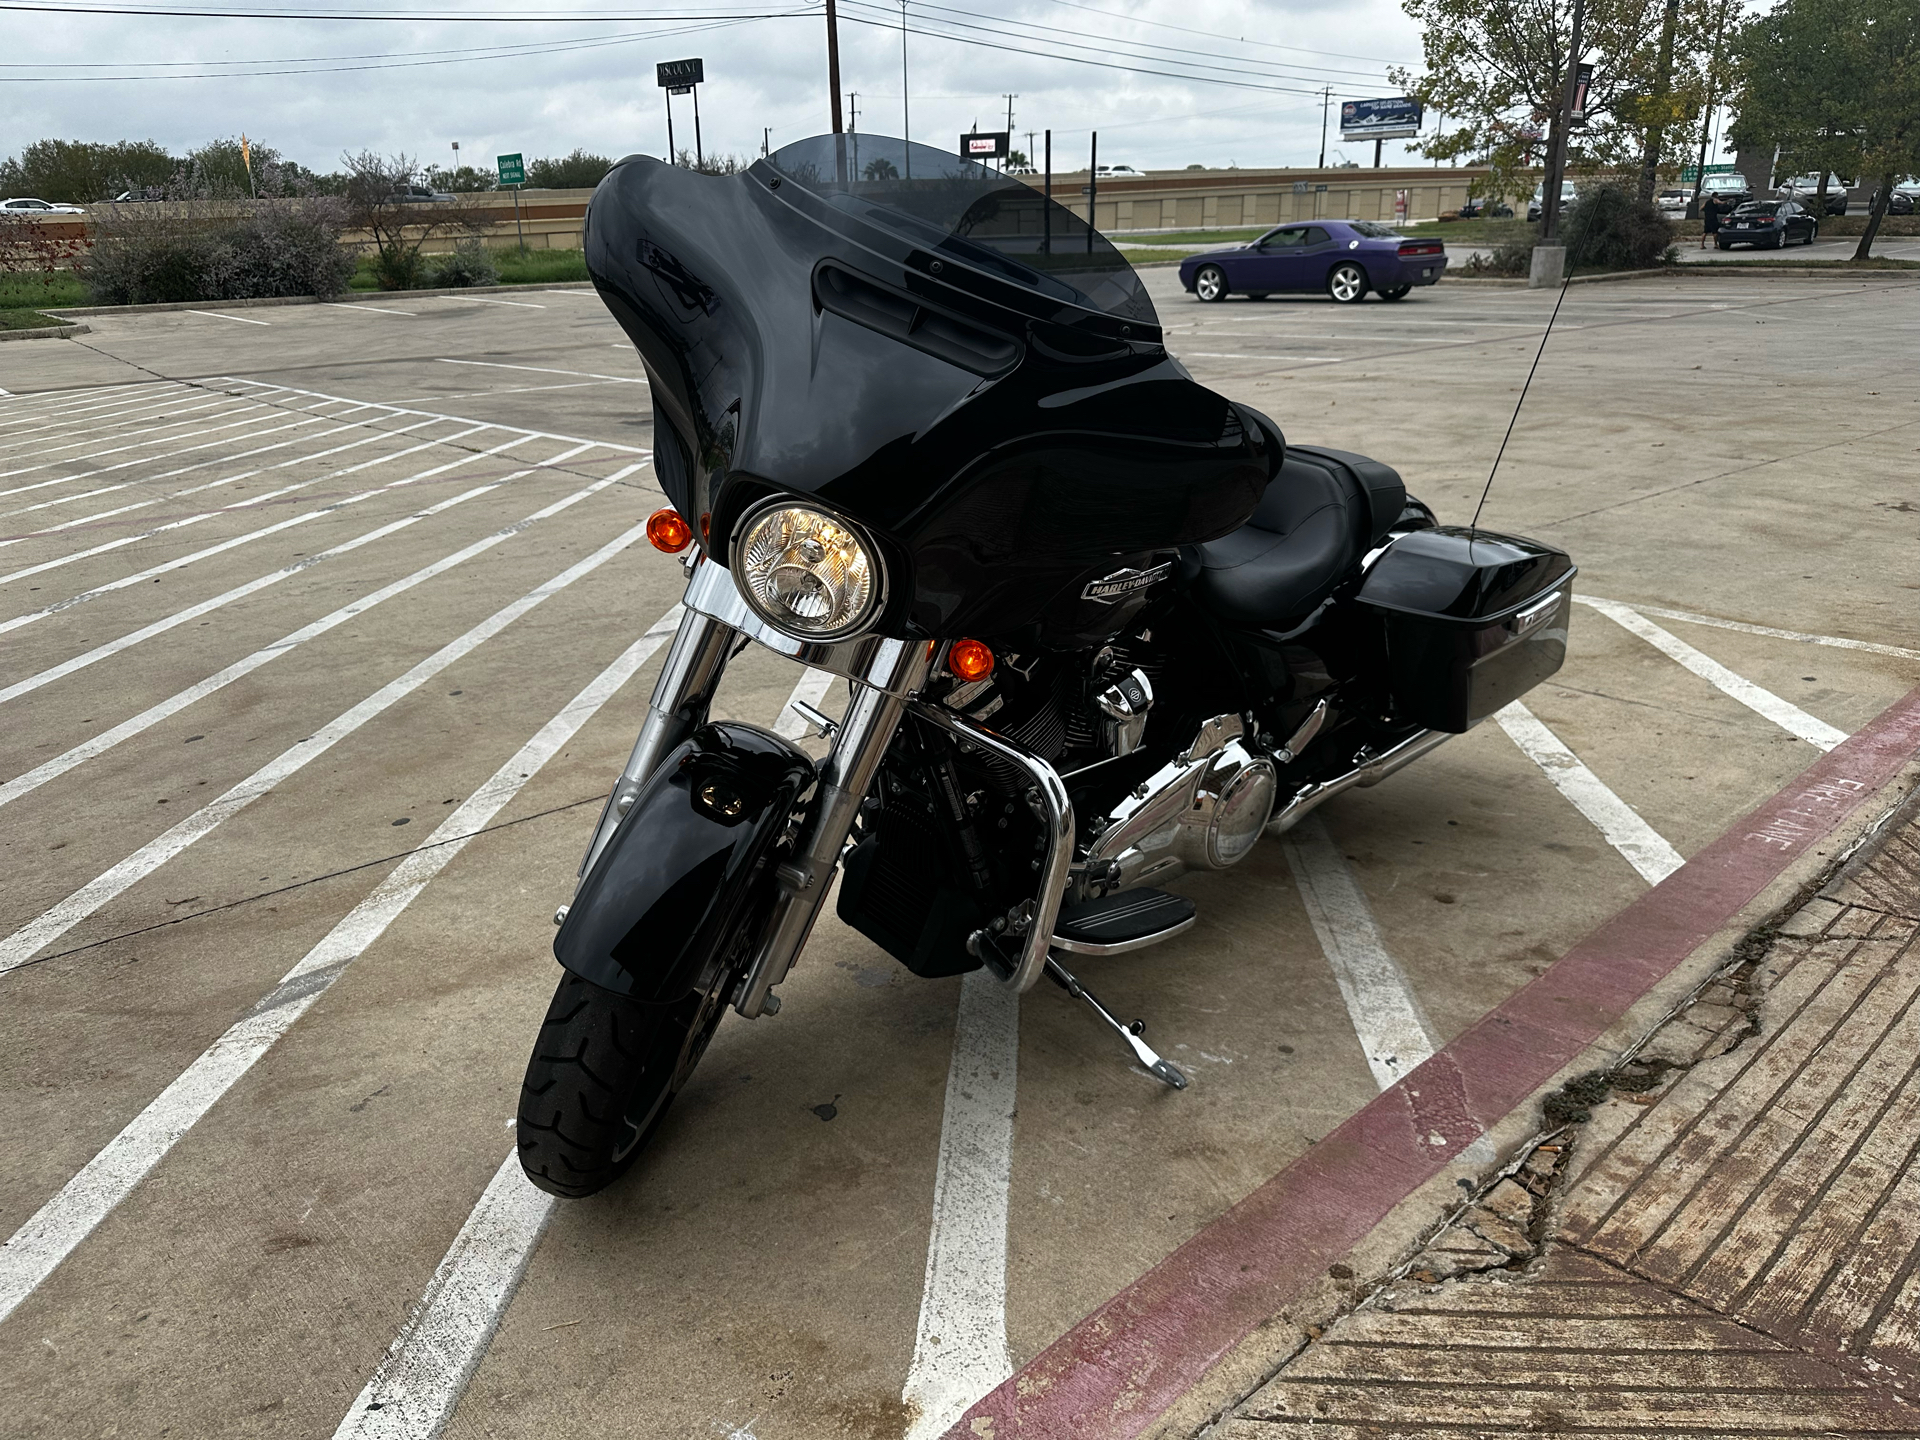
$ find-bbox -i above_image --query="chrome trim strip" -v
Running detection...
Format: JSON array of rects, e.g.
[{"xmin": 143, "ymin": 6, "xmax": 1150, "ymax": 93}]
[
  {"xmin": 909, "ymin": 701, "xmax": 1074, "ymax": 995},
  {"xmin": 1051, "ymin": 913, "xmax": 1196, "ymax": 956},
  {"xmin": 683, "ymin": 555, "xmax": 915, "ymax": 692}
]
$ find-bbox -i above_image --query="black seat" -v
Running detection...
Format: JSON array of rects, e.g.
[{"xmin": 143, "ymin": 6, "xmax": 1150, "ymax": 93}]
[{"xmin": 1180, "ymin": 445, "xmax": 1407, "ymax": 626}]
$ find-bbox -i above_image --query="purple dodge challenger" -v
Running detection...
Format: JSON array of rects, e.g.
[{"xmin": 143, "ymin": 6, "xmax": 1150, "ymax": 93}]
[{"xmin": 1178, "ymin": 220, "xmax": 1447, "ymax": 304}]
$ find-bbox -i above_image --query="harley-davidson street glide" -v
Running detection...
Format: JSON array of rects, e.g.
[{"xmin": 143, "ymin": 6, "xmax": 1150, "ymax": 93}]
[{"xmin": 515, "ymin": 134, "xmax": 1576, "ymax": 1198}]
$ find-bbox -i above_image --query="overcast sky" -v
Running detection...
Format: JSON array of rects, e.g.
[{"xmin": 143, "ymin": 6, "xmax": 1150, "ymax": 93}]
[{"xmin": 4, "ymin": 0, "xmax": 1449, "ymax": 175}]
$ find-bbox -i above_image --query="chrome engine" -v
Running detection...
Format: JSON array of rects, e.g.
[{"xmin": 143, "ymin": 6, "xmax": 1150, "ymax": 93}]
[{"xmin": 1080, "ymin": 713, "xmax": 1278, "ymax": 894}]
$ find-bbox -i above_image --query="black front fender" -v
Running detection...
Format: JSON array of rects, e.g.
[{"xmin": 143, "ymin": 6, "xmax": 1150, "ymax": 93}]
[{"xmin": 554, "ymin": 722, "xmax": 815, "ymax": 1001}]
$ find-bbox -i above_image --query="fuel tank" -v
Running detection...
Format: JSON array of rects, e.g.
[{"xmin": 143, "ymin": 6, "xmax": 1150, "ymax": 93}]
[{"xmin": 585, "ymin": 133, "xmax": 1276, "ymax": 645}]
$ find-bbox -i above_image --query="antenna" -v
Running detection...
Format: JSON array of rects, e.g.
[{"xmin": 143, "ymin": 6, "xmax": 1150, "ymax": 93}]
[{"xmin": 1470, "ymin": 200, "xmax": 1601, "ymax": 531}]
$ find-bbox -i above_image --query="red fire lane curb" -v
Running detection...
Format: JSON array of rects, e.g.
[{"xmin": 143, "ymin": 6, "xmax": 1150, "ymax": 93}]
[{"xmin": 949, "ymin": 682, "xmax": 1920, "ymax": 1440}]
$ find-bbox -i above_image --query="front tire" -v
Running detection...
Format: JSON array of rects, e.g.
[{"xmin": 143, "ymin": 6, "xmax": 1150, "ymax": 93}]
[
  {"xmin": 1194, "ymin": 265, "xmax": 1227, "ymax": 302},
  {"xmin": 1327, "ymin": 262, "xmax": 1368, "ymax": 303},
  {"xmin": 517, "ymin": 971, "xmax": 727, "ymax": 1197}
]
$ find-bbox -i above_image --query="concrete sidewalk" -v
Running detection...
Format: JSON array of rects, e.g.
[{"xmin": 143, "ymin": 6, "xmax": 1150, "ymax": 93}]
[{"xmin": 1214, "ymin": 793, "xmax": 1920, "ymax": 1437}]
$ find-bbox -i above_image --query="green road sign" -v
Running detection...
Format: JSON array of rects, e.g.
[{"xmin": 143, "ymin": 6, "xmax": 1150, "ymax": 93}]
[{"xmin": 497, "ymin": 153, "xmax": 525, "ymax": 186}]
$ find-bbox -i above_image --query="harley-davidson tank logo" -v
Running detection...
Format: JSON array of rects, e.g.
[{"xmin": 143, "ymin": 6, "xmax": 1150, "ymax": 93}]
[{"xmin": 1082, "ymin": 561, "xmax": 1172, "ymax": 603}]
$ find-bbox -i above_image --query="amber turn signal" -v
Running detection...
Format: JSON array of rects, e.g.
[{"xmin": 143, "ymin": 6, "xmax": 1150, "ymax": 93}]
[
  {"xmin": 647, "ymin": 508, "xmax": 694, "ymax": 554},
  {"xmin": 949, "ymin": 637, "xmax": 994, "ymax": 682}
]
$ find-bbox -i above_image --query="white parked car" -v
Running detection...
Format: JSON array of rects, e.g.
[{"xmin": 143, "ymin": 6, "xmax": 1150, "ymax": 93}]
[
  {"xmin": 1, "ymin": 197, "xmax": 85, "ymax": 214},
  {"xmin": 1094, "ymin": 164, "xmax": 1143, "ymax": 177},
  {"xmin": 1655, "ymin": 187, "xmax": 1689, "ymax": 215},
  {"xmin": 1776, "ymin": 173, "xmax": 1850, "ymax": 214}
]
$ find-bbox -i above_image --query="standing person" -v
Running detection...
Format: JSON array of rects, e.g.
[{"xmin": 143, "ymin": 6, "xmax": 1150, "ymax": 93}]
[{"xmin": 1701, "ymin": 193, "xmax": 1727, "ymax": 248}]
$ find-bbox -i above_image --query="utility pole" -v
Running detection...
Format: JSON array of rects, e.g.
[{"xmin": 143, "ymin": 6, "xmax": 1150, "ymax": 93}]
[
  {"xmin": 825, "ymin": 0, "xmax": 844, "ymax": 133},
  {"xmin": 1025, "ymin": 129, "xmax": 1035, "ymax": 167},
  {"xmin": 763, "ymin": 127, "xmax": 771, "ymax": 157},
  {"xmin": 693, "ymin": 83, "xmax": 705, "ymax": 168},
  {"xmin": 900, "ymin": 0, "xmax": 911, "ymax": 166},
  {"xmin": 1373, "ymin": 137, "xmax": 1383, "ymax": 168},
  {"xmin": 1086, "ymin": 131, "xmax": 1098, "ymax": 253},
  {"xmin": 1637, "ymin": 0, "xmax": 1680, "ymax": 201},
  {"xmin": 1686, "ymin": 0, "xmax": 1733, "ymax": 219},
  {"xmin": 1540, "ymin": 0, "xmax": 1586, "ymax": 243},
  {"xmin": 1318, "ymin": 88, "xmax": 1332, "ymax": 168},
  {"xmin": 849, "ymin": 92, "xmax": 860, "ymax": 133},
  {"xmin": 1043, "ymin": 128, "xmax": 1052, "ymax": 253}
]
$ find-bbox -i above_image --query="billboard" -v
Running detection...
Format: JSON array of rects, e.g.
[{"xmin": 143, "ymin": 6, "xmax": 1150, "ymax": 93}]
[
  {"xmin": 656, "ymin": 58, "xmax": 704, "ymax": 92},
  {"xmin": 1340, "ymin": 97, "xmax": 1424, "ymax": 141},
  {"xmin": 962, "ymin": 131, "xmax": 1010, "ymax": 160}
]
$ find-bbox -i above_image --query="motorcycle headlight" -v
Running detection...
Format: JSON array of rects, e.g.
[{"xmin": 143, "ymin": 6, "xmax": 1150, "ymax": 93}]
[{"xmin": 733, "ymin": 503, "xmax": 882, "ymax": 640}]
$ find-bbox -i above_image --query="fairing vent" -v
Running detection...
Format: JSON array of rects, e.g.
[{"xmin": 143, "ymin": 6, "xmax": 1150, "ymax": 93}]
[{"xmin": 813, "ymin": 261, "xmax": 1024, "ymax": 377}]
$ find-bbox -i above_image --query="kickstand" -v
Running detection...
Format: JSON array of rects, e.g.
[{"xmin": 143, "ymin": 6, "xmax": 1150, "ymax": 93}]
[{"xmin": 1043, "ymin": 954, "xmax": 1189, "ymax": 1090}]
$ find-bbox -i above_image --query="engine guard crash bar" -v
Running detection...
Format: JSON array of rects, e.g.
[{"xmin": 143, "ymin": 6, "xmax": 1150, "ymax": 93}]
[{"xmin": 908, "ymin": 700, "xmax": 1075, "ymax": 995}]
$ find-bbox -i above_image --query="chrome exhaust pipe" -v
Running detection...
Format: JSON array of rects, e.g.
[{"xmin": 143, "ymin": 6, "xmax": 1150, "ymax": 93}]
[{"xmin": 1265, "ymin": 728, "xmax": 1452, "ymax": 836}]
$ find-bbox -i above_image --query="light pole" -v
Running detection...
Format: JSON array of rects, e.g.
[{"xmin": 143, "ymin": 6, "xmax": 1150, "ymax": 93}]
[
  {"xmin": 825, "ymin": 0, "xmax": 844, "ymax": 133},
  {"xmin": 1318, "ymin": 88, "xmax": 1332, "ymax": 168}
]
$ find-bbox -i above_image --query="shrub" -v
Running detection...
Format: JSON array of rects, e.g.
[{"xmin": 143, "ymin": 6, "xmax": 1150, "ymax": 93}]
[
  {"xmin": 426, "ymin": 240, "xmax": 499, "ymax": 288},
  {"xmin": 1562, "ymin": 183, "xmax": 1676, "ymax": 270},
  {"xmin": 1457, "ymin": 220, "xmax": 1537, "ymax": 277},
  {"xmin": 83, "ymin": 198, "xmax": 353, "ymax": 304}
]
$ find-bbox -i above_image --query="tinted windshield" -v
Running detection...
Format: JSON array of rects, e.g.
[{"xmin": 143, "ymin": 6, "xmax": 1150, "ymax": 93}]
[
  {"xmin": 763, "ymin": 133, "xmax": 1156, "ymax": 324},
  {"xmin": 1349, "ymin": 221, "xmax": 1401, "ymax": 238},
  {"xmin": 1736, "ymin": 202, "xmax": 1782, "ymax": 214}
]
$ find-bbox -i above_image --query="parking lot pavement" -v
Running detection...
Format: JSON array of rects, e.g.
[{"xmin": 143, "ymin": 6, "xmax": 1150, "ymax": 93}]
[{"xmin": 0, "ymin": 271, "xmax": 1915, "ymax": 1438}]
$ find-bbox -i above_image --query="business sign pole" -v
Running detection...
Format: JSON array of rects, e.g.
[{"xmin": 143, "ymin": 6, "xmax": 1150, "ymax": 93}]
[
  {"xmin": 657, "ymin": 59, "xmax": 705, "ymax": 167},
  {"xmin": 496, "ymin": 152, "xmax": 526, "ymax": 251}
]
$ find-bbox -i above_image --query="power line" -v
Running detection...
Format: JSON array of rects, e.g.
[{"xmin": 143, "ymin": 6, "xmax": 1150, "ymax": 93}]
[
  {"xmin": 835, "ymin": 2, "xmax": 1339, "ymax": 97},
  {"xmin": 0, "ymin": 12, "xmax": 790, "ymax": 77},
  {"xmin": 0, "ymin": 1, "xmax": 791, "ymax": 17},
  {"xmin": 1029, "ymin": 0, "xmax": 1411, "ymax": 68}
]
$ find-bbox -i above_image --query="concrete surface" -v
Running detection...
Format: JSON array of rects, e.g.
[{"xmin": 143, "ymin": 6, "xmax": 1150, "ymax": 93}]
[
  {"xmin": 0, "ymin": 268, "xmax": 1915, "ymax": 1438},
  {"xmin": 1219, "ymin": 791, "xmax": 1920, "ymax": 1437}
]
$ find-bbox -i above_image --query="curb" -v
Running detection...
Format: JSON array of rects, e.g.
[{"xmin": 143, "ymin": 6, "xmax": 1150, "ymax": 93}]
[
  {"xmin": 950, "ymin": 681, "xmax": 1920, "ymax": 1440},
  {"xmin": 0, "ymin": 322, "xmax": 91, "ymax": 342},
  {"xmin": 45, "ymin": 281, "xmax": 595, "ymax": 319}
]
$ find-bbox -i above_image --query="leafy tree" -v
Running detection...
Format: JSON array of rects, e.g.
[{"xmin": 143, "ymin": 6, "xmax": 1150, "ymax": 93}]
[
  {"xmin": 424, "ymin": 164, "xmax": 498, "ymax": 192},
  {"xmin": 1391, "ymin": 0, "xmax": 1720, "ymax": 199},
  {"xmin": 1729, "ymin": 0, "xmax": 1919, "ymax": 258},
  {"xmin": 526, "ymin": 149, "xmax": 615, "ymax": 189},
  {"xmin": 0, "ymin": 139, "xmax": 176, "ymax": 201}
]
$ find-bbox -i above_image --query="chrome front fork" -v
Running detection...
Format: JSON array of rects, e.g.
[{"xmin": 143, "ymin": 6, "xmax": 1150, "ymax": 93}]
[
  {"xmin": 732, "ymin": 638, "xmax": 932, "ymax": 1018},
  {"xmin": 578, "ymin": 565, "xmax": 935, "ymax": 1020},
  {"xmin": 577, "ymin": 604, "xmax": 736, "ymax": 882}
]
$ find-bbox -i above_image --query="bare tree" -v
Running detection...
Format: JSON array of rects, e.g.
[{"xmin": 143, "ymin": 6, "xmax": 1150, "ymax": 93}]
[{"xmin": 341, "ymin": 150, "xmax": 485, "ymax": 290}]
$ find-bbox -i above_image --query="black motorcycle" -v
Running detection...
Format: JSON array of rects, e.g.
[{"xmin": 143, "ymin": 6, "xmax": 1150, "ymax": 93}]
[{"xmin": 515, "ymin": 134, "xmax": 1575, "ymax": 1198}]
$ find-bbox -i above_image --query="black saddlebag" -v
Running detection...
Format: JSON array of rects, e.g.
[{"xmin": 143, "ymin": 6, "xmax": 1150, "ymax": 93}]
[{"xmin": 1358, "ymin": 526, "xmax": 1575, "ymax": 734}]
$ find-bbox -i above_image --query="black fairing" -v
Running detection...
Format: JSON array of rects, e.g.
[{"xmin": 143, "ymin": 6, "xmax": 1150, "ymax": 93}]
[
  {"xmin": 586, "ymin": 134, "xmax": 1275, "ymax": 645},
  {"xmin": 553, "ymin": 723, "xmax": 813, "ymax": 1001}
]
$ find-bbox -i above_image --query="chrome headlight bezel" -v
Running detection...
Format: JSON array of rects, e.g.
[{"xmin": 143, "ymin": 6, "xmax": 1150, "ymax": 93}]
[{"xmin": 729, "ymin": 497, "xmax": 888, "ymax": 643}]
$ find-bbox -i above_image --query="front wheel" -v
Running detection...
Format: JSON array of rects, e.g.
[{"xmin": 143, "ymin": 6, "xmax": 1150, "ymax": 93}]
[
  {"xmin": 1327, "ymin": 262, "xmax": 1369, "ymax": 303},
  {"xmin": 1194, "ymin": 265, "xmax": 1228, "ymax": 302},
  {"xmin": 517, "ymin": 971, "xmax": 728, "ymax": 1197},
  {"xmin": 1378, "ymin": 284, "xmax": 1412, "ymax": 301}
]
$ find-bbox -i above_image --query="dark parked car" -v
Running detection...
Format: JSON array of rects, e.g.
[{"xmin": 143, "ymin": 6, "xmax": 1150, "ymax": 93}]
[
  {"xmin": 1456, "ymin": 195, "xmax": 1513, "ymax": 219},
  {"xmin": 1716, "ymin": 200, "xmax": 1820, "ymax": 249},
  {"xmin": 1867, "ymin": 181, "xmax": 1918, "ymax": 216},
  {"xmin": 1179, "ymin": 221, "xmax": 1446, "ymax": 304}
]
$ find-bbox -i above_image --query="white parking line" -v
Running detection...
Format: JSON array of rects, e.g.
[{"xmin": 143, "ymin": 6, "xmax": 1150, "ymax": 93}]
[
  {"xmin": 185, "ymin": 310, "xmax": 271, "ymax": 326},
  {"xmin": 0, "ymin": 382, "xmax": 174, "ymax": 427},
  {"xmin": 447, "ymin": 296, "xmax": 546, "ymax": 309},
  {"xmin": 0, "ymin": 421, "xmax": 471, "ymax": 591},
  {"xmin": 222, "ymin": 378, "xmax": 647, "ymax": 453},
  {"xmin": 0, "ymin": 468, "xmax": 640, "ymax": 809},
  {"xmin": 1182, "ymin": 352, "xmax": 1342, "ymax": 363},
  {"xmin": 333, "ymin": 1154, "xmax": 556, "ymax": 1440},
  {"xmin": 774, "ymin": 667, "xmax": 838, "ymax": 740},
  {"xmin": 0, "ymin": 385, "xmax": 226, "ymax": 445},
  {"xmin": 1580, "ymin": 597, "xmax": 1848, "ymax": 750},
  {"xmin": 1587, "ymin": 596, "xmax": 1920, "ymax": 662},
  {"xmin": 0, "ymin": 519, "xmax": 651, "ymax": 976},
  {"xmin": 901, "ymin": 969, "xmax": 1019, "ymax": 1440},
  {"xmin": 438, "ymin": 359, "xmax": 645, "ymax": 384},
  {"xmin": 1281, "ymin": 814, "xmax": 1440, "ymax": 1090},
  {"xmin": 0, "ymin": 608, "xmax": 682, "ymax": 1327},
  {"xmin": 0, "ymin": 393, "xmax": 257, "ymax": 463},
  {"xmin": 0, "ymin": 434, "xmax": 552, "ymax": 664},
  {"xmin": 322, "ymin": 302, "xmax": 416, "ymax": 317},
  {"xmin": 1494, "ymin": 701, "xmax": 1684, "ymax": 885},
  {"xmin": 1, "ymin": 408, "xmax": 365, "ymax": 522}
]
